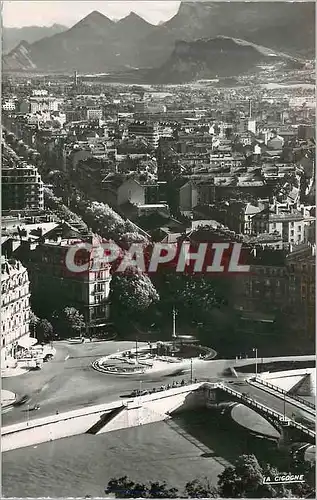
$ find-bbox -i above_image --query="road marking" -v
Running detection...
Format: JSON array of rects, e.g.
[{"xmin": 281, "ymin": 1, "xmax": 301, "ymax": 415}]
[
  {"xmin": 41, "ymin": 383, "xmax": 49, "ymax": 392},
  {"xmin": 65, "ymin": 355, "xmax": 69, "ymax": 361}
]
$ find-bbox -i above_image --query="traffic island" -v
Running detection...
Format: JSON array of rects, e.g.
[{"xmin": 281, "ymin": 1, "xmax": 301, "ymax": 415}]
[
  {"xmin": 1, "ymin": 390, "xmax": 16, "ymax": 408},
  {"xmin": 92, "ymin": 342, "xmax": 216, "ymax": 376}
]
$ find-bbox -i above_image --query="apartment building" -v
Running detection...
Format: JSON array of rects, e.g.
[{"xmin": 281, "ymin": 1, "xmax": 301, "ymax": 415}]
[
  {"xmin": 128, "ymin": 121, "xmax": 160, "ymax": 148},
  {"xmin": 2, "ymin": 164, "xmax": 44, "ymax": 212},
  {"xmin": 18, "ymin": 222, "xmax": 112, "ymax": 333},
  {"xmin": 179, "ymin": 180, "xmax": 215, "ymax": 215},
  {"xmin": 86, "ymin": 108, "xmax": 103, "ymax": 121},
  {"xmin": 30, "ymin": 97, "xmax": 59, "ymax": 114},
  {"xmin": 1, "ymin": 257, "xmax": 32, "ymax": 367},
  {"xmin": 2, "ymin": 99, "xmax": 16, "ymax": 111},
  {"xmin": 251, "ymin": 209, "xmax": 314, "ymax": 244},
  {"xmin": 287, "ymin": 243, "xmax": 315, "ymax": 342}
]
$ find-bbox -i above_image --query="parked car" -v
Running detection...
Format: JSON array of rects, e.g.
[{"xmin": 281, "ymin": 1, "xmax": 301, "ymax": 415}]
[
  {"xmin": 15, "ymin": 395, "xmax": 30, "ymax": 406},
  {"xmin": 129, "ymin": 389, "xmax": 148, "ymax": 397},
  {"xmin": 29, "ymin": 404, "xmax": 40, "ymax": 411},
  {"xmin": 43, "ymin": 354, "xmax": 53, "ymax": 362}
]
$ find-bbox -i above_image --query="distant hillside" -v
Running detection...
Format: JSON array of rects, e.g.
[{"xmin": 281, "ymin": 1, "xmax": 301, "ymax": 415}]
[
  {"xmin": 147, "ymin": 36, "xmax": 297, "ymax": 84},
  {"xmin": 3, "ymin": 11, "xmax": 155, "ymax": 72},
  {"xmin": 135, "ymin": 1, "xmax": 315, "ymax": 68},
  {"xmin": 2, "ymin": 24, "xmax": 67, "ymax": 54}
]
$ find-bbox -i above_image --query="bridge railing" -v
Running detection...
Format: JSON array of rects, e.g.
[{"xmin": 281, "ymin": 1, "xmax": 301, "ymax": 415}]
[
  {"xmin": 253, "ymin": 377, "xmax": 316, "ymax": 410},
  {"xmin": 217, "ymin": 383, "xmax": 316, "ymax": 439}
]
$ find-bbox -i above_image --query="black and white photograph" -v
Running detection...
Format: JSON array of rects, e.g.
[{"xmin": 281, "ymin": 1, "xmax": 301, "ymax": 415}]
[{"xmin": 1, "ymin": 0, "xmax": 316, "ymax": 498}]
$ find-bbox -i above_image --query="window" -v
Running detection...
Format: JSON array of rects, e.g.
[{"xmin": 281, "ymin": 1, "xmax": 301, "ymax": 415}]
[
  {"xmin": 291, "ymin": 222, "xmax": 294, "ymax": 228},
  {"xmin": 298, "ymin": 226, "xmax": 301, "ymax": 232},
  {"xmin": 290, "ymin": 230, "xmax": 294, "ymax": 236}
]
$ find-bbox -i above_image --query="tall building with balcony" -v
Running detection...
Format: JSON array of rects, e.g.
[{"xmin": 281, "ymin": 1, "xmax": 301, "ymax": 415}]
[
  {"xmin": 128, "ymin": 121, "xmax": 160, "ymax": 148},
  {"xmin": 287, "ymin": 243, "xmax": 315, "ymax": 345},
  {"xmin": 233, "ymin": 244, "xmax": 316, "ymax": 353},
  {"xmin": 15, "ymin": 222, "xmax": 112, "ymax": 335},
  {"xmin": 2, "ymin": 164, "xmax": 44, "ymax": 212},
  {"xmin": 1, "ymin": 258, "xmax": 32, "ymax": 367}
]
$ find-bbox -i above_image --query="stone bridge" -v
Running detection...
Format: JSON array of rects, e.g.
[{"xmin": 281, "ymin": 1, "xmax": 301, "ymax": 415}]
[
  {"xmin": 204, "ymin": 383, "xmax": 315, "ymax": 446},
  {"xmin": 2, "ymin": 381, "xmax": 315, "ymax": 452}
]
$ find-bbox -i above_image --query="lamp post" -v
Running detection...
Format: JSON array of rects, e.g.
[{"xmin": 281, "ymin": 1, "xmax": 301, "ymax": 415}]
[
  {"xmin": 253, "ymin": 347, "xmax": 258, "ymax": 376},
  {"xmin": 172, "ymin": 306, "xmax": 178, "ymax": 352},
  {"xmin": 135, "ymin": 337, "xmax": 138, "ymax": 364},
  {"xmin": 283, "ymin": 393, "xmax": 286, "ymax": 419},
  {"xmin": 190, "ymin": 358, "xmax": 193, "ymax": 384},
  {"xmin": 172, "ymin": 307, "xmax": 177, "ymax": 339}
]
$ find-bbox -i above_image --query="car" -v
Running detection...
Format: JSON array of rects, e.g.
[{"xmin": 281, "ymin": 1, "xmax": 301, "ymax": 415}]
[
  {"xmin": 129, "ymin": 389, "xmax": 148, "ymax": 397},
  {"xmin": 29, "ymin": 404, "xmax": 40, "ymax": 411},
  {"xmin": 15, "ymin": 395, "xmax": 30, "ymax": 406},
  {"xmin": 130, "ymin": 390, "xmax": 139, "ymax": 397},
  {"xmin": 43, "ymin": 354, "xmax": 53, "ymax": 362}
]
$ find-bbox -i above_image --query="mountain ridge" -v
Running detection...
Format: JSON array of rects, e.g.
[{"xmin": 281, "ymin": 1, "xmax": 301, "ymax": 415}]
[
  {"xmin": 147, "ymin": 36, "xmax": 297, "ymax": 84},
  {"xmin": 2, "ymin": 24, "xmax": 67, "ymax": 54},
  {"xmin": 3, "ymin": 2, "xmax": 315, "ymax": 73}
]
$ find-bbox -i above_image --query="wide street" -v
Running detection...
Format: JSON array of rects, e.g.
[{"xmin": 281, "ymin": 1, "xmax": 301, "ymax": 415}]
[
  {"xmin": 2, "ymin": 340, "xmax": 315, "ymax": 427},
  {"xmin": 1, "ymin": 340, "xmax": 231, "ymax": 425}
]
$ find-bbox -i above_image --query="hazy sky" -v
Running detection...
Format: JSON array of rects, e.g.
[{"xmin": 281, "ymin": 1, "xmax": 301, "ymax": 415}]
[{"xmin": 3, "ymin": 1, "xmax": 182, "ymax": 27}]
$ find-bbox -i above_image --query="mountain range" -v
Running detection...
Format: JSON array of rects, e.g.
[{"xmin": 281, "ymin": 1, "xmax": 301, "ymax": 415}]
[
  {"xmin": 2, "ymin": 24, "xmax": 67, "ymax": 54},
  {"xmin": 3, "ymin": 2, "xmax": 315, "ymax": 78}
]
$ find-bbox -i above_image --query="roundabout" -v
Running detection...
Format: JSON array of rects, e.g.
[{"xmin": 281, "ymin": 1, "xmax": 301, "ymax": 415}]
[{"xmin": 91, "ymin": 341, "xmax": 217, "ymax": 376}]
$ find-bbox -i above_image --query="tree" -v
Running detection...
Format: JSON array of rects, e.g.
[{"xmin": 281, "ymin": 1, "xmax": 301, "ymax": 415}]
[
  {"xmin": 35, "ymin": 319, "xmax": 54, "ymax": 343},
  {"xmin": 184, "ymin": 478, "xmax": 218, "ymax": 498},
  {"xmin": 29, "ymin": 311, "xmax": 39, "ymax": 336},
  {"xmin": 105, "ymin": 477, "xmax": 179, "ymax": 498},
  {"xmin": 110, "ymin": 269, "xmax": 159, "ymax": 315},
  {"xmin": 154, "ymin": 272, "xmax": 220, "ymax": 325},
  {"xmin": 218, "ymin": 455, "xmax": 292, "ymax": 498},
  {"xmin": 52, "ymin": 307, "xmax": 85, "ymax": 338},
  {"xmin": 287, "ymin": 459, "xmax": 315, "ymax": 498},
  {"xmin": 44, "ymin": 188, "xmax": 87, "ymax": 228},
  {"xmin": 106, "ymin": 476, "xmax": 145, "ymax": 498},
  {"xmin": 119, "ymin": 232, "xmax": 149, "ymax": 248},
  {"xmin": 148, "ymin": 481, "xmax": 178, "ymax": 498},
  {"xmin": 83, "ymin": 201, "xmax": 134, "ymax": 240}
]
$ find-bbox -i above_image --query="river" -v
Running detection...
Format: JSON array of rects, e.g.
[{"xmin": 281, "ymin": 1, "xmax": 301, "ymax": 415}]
[{"xmin": 2, "ymin": 409, "xmax": 285, "ymax": 498}]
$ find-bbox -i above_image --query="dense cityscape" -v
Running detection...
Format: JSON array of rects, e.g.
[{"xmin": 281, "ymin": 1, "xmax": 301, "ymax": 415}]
[{"xmin": 1, "ymin": 1, "xmax": 316, "ymax": 498}]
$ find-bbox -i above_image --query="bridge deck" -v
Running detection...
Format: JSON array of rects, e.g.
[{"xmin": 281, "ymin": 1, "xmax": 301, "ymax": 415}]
[{"xmin": 214, "ymin": 382, "xmax": 315, "ymax": 439}]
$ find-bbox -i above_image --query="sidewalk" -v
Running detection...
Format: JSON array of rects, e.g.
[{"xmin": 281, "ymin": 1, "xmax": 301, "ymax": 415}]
[
  {"xmin": 248, "ymin": 378, "xmax": 316, "ymax": 417},
  {"xmin": 1, "ymin": 366, "xmax": 29, "ymax": 378},
  {"xmin": 1, "ymin": 389, "xmax": 16, "ymax": 407}
]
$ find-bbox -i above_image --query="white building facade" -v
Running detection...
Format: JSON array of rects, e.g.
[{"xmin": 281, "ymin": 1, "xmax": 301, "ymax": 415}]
[{"xmin": 1, "ymin": 258, "xmax": 32, "ymax": 367}]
